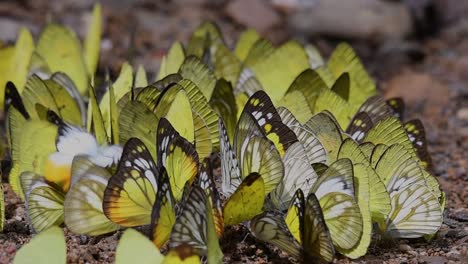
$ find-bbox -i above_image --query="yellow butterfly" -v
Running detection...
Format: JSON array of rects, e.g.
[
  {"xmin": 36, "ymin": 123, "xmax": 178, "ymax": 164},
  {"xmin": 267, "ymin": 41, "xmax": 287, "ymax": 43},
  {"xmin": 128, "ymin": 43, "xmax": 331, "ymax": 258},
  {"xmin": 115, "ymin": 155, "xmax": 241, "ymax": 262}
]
[
  {"xmin": 13, "ymin": 226, "xmax": 66, "ymax": 264},
  {"xmin": 251, "ymin": 190, "xmax": 335, "ymax": 263}
]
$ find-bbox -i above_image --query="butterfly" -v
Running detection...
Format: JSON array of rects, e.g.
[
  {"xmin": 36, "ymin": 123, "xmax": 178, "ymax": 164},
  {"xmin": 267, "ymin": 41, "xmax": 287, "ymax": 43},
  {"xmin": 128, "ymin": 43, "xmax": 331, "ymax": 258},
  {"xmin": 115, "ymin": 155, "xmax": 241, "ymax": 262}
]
[
  {"xmin": 116, "ymin": 229, "xmax": 201, "ymax": 264},
  {"xmin": 169, "ymin": 184, "xmax": 223, "ymax": 263},
  {"xmin": 404, "ymin": 119, "xmax": 433, "ymax": 171},
  {"xmin": 103, "ymin": 137, "xmax": 163, "ymax": 227},
  {"xmin": 316, "ymin": 43, "xmax": 377, "ymax": 112},
  {"xmin": 218, "ymin": 114, "xmax": 283, "ymax": 226},
  {"xmin": 33, "ymin": 9, "xmax": 102, "ymax": 96},
  {"xmin": 13, "ymin": 226, "xmax": 66, "ymax": 264},
  {"xmin": 371, "ymin": 143, "xmax": 443, "ymax": 238},
  {"xmin": 0, "ymin": 28, "xmax": 33, "ymax": 109},
  {"xmin": 251, "ymin": 190, "xmax": 335, "ymax": 263},
  {"xmin": 63, "ymin": 156, "xmax": 120, "ymax": 236},
  {"xmin": 240, "ymin": 90, "xmax": 298, "ymax": 157},
  {"xmin": 18, "ymin": 110, "xmax": 121, "ymax": 233},
  {"xmin": 197, "ymin": 158, "xmax": 224, "ymax": 237}
]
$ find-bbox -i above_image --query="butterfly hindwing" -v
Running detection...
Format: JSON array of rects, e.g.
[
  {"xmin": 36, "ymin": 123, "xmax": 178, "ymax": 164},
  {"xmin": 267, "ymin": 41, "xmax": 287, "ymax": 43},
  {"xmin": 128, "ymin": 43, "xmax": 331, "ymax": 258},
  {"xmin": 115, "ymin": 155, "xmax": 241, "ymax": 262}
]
[
  {"xmin": 169, "ymin": 186, "xmax": 208, "ymax": 256},
  {"xmin": 198, "ymin": 158, "xmax": 224, "ymax": 237},
  {"xmin": 149, "ymin": 167, "xmax": 176, "ymax": 248},
  {"xmin": 223, "ymin": 172, "xmax": 265, "ymax": 226},
  {"xmin": 64, "ymin": 156, "xmax": 119, "ymax": 236}
]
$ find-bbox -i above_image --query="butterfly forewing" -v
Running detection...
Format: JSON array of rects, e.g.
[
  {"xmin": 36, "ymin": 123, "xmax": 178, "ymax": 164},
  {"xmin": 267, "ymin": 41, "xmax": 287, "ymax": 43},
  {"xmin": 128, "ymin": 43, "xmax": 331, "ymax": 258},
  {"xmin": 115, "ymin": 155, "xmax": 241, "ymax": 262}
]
[
  {"xmin": 404, "ymin": 119, "xmax": 433, "ymax": 171},
  {"xmin": 242, "ymin": 90, "xmax": 298, "ymax": 157},
  {"xmin": 103, "ymin": 138, "xmax": 158, "ymax": 227},
  {"xmin": 218, "ymin": 119, "xmax": 242, "ymax": 197},
  {"xmin": 271, "ymin": 142, "xmax": 317, "ymax": 211},
  {"xmin": 250, "ymin": 212, "xmax": 301, "ymax": 258},
  {"xmin": 277, "ymin": 107, "xmax": 326, "ymax": 164},
  {"xmin": 346, "ymin": 112, "xmax": 373, "ymax": 143},
  {"xmin": 169, "ymin": 186, "xmax": 208, "ymax": 256},
  {"xmin": 303, "ymin": 193, "xmax": 335, "ymax": 263}
]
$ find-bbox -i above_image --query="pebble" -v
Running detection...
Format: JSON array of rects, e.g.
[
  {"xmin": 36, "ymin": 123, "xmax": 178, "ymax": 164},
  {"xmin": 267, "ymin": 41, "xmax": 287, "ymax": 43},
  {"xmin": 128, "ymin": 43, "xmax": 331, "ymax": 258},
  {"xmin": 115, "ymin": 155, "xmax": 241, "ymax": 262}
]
[
  {"xmin": 457, "ymin": 108, "xmax": 468, "ymax": 120},
  {"xmin": 400, "ymin": 244, "xmax": 413, "ymax": 252},
  {"xmin": 447, "ymin": 250, "xmax": 461, "ymax": 261},
  {"xmin": 225, "ymin": 0, "xmax": 281, "ymax": 32}
]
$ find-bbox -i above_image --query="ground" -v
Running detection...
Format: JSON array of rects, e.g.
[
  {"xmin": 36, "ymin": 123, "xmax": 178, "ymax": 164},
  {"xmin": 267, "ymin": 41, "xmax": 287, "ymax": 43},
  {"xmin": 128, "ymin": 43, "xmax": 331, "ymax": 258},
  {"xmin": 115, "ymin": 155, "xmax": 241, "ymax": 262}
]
[{"xmin": 0, "ymin": 1, "xmax": 467, "ymax": 263}]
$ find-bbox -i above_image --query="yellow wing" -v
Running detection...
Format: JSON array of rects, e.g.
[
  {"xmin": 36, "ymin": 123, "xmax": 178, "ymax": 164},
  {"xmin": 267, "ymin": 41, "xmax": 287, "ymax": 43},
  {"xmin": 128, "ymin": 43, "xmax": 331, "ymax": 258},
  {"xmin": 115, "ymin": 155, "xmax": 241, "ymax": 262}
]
[
  {"xmin": 64, "ymin": 157, "xmax": 119, "ymax": 236},
  {"xmin": 13, "ymin": 226, "xmax": 66, "ymax": 264},
  {"xmin": 154, "ymin": 84, "xmax": 195, "ymax": 143},
  {"xmin": 103, "ymin": 138, "xmax": 158, "ymax": 226},
  {"xmin": 149, "ymin": 167, "xmax": 176, "ymax": 248},
  {"xmin": 115, "ymin": 229, "xmax": 164, "ymax": 264},
  {"xmin": 83, "ymin": 3, "xmax": 101, "ymax": 77},
  {"xmin": 22, "ymin": 175, "xmax": 65, "ymax": 232},
  {"xmin": 35, "ymin": 24, "xmax": 88, "ymax": 95},
  {"xmin": 157, "ymin": 119, "xmax": 199, "ymax": 201},
  {"xmin": 250, "ymin": 211, "xmax": 301, "ymax": 258},
  {"xmin": 223, "ymin": 173, "xmax": 265, "ymax": 226},
  {"xmin": 157, "ymin": 42, "xmax": 185, "ymax": 81}
]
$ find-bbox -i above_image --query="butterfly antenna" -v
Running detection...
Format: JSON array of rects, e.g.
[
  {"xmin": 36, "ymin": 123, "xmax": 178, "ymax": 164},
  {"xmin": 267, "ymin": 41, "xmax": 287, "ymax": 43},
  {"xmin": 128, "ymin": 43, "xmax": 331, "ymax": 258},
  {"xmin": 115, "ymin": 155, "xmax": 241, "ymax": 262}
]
[{"xmin": 241, "ymin": 229, "xmax": 251, "ymax": 243}]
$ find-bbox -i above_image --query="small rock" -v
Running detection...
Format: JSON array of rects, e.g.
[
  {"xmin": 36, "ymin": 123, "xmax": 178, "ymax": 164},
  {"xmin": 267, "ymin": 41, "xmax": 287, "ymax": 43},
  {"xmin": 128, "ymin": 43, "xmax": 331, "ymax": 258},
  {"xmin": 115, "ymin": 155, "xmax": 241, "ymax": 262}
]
[
  {"xmin": 447, "ymin": 250, "xmax": 461, "ymax": 261},
  {"xmin": 457, "ymin": 108, "xmax": 468, "ymax": 121},
  {"xmin": 400, "ymin": 244, "xmax": 413, "ymax": 252},
  {"xmin": 225, "ymin": 0, "xmax": 281, "ymax": 33},
  {"xmin": 286, "ymin": 0, "xmax": 412, "ymax": 41},
  {"xmin": 409, "ymin": 250, "xmax": 419, "ymax": 256}
]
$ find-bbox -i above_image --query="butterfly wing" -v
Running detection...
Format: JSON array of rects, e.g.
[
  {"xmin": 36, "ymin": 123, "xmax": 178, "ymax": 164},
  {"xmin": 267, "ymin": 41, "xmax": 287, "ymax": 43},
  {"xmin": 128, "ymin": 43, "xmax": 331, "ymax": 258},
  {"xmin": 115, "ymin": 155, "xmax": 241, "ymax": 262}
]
[
  {"xmin": 304, "ymin": 111, "xmax": 343, "ymax": 164},
  {"xmin": 198, "ymin": 158, "xmax": 224, "ymax": 237},
  {"xmin": 169, "ymin": 186, "xmax": 208, "ymax": 256},
  {"xmin": 404, "ymin": 119, "xmax": 433, "ymax": 171},
  {"xmin": 13, "ymin": 226, "xmax": 66, "ymax": 264},
  {"xmin": 250, "ymin": 211, "xmax": 302, "ymax": 258},
  {"xmin": 218, "ymin": 119, "xmax": 242, "ymax": 197},
  {"xmin": 223, "ymin": 173, "xmax": 265, "ymax": 226},
  {"xmin": 149, "ymin": 167, "xmax": 176, "ymax": 248},
  {"xmin": 23, "ymin": 176, "xmax": 65, "ymax": 233},
  {"xmin": 162, "ymin": 136, "xmax": 199, "ymax": 202},
  {"xmin": 270, "ymin": 142, "xmax": 318, "ymax": 211},
  {"xmin": 241, "ymin": 90, "xmax": 298, "ymax": 157},
  {"xmin": 64, "ymin": 157, "xmax": 119, "ymax": 236},
  {"xmin": 103, "ymin": 138, "xmax": 158, "ymax": 226},
  {"xmin": 302, "ymin": 193, "xmax": 335, "ymax": 263},
  {"xmin": 115, "ymin": 229, "xmax": 164, "ymax": 264},
  {"xmin": 119, "ymin": 101, "xmax": 159, "ymax": 160},
  {"xmin": 346, "ymin": 112, "xmax": 373, "ymax": 142},
  {"xmin": 277, "ymin": 107, "xmax": 326, "ymax": 164},
  {"xmin": 338, "ymin": 139, "xmax": 391, "ymax": 223}
]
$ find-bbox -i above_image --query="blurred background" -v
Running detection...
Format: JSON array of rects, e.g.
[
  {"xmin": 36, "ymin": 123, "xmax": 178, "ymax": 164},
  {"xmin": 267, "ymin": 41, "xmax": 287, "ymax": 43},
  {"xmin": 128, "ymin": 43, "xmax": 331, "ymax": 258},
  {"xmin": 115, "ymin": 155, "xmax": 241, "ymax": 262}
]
[{"xmin": 0, "ymin": 0, "xmax": 466, "ymax": 211}]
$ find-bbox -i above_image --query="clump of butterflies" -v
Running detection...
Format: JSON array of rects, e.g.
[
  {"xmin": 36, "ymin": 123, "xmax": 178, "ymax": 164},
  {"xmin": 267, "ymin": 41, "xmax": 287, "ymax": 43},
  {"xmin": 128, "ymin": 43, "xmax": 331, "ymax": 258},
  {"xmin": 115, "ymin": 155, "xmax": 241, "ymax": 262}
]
[{"xmin": 0, "ymin": 4, "xmax": 445, "ymax": 264}]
